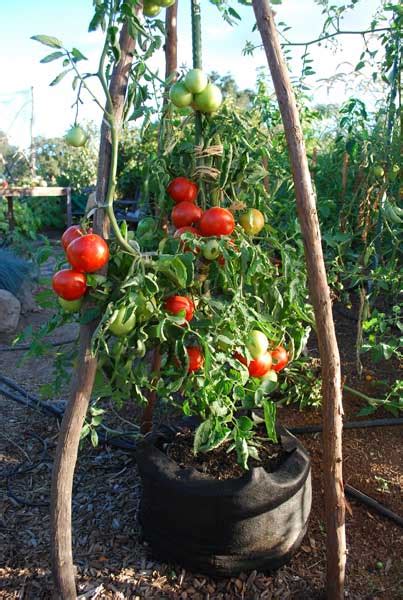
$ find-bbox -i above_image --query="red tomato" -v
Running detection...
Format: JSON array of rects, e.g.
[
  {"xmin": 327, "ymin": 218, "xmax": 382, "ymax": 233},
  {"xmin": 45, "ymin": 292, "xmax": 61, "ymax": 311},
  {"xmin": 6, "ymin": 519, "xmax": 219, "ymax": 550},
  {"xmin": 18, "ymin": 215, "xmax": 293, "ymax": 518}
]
[
  {"xmin": 234, "ymin": 351, "xmax": 272, "ymax": 378},
  {"xmin": 66, "ymin": 233, "xmax": 109, "ymax": 273},
  {"xmin": 61, "ymin": 225, "xmax": 86, "ymax": 251},
  {"xmin": 167, "ymin": 177, "xmax": 198, "ymax": 204},
  {"xmin": 271, "ymin": 345, "xmax": 289, "ymax": 372},
  {"xmin": 199, "ymin": 207, "xmax": 235, "ymax": 237},
  {"xmin": 171, "ymin": 202, "xmax": 203, "ymax": 229},
  {"xmin": 186, "ymin": 346, "xmax": 204, "ymax": 372},
  {"xmin": 52, "ymin": 269, "xmax": 87, "ymax": 300},
  {"xmin": 165, "ymin": 295, "xmax": 195, "ymax": 321}
]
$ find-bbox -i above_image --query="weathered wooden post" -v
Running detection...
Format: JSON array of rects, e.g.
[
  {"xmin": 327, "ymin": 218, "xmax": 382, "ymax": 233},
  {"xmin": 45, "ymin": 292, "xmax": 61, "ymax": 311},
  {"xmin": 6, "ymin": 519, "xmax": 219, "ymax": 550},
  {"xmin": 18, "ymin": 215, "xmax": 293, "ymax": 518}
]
[
  {"xmin": 251, "ymin": 1, "xmax": 346, "ymax": 598},
  {"xmin": 50, "ymin": 23, "xmax": 136, "ymax": 600}
]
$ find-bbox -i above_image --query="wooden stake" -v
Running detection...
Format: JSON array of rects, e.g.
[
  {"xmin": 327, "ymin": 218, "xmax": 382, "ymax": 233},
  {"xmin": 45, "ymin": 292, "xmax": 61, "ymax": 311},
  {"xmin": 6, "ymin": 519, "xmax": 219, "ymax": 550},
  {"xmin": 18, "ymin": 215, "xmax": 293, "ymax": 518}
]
[
  {"xmin": 50, "ymin": 24, "xmax": 136, "ymax": 599},
  {"xmin": 251, "ymin": 2, "xmax": 346, "ymax": 598},
  {"xmin": 165, "ymin": 1, "xmax": 178, "ymax": 80}
]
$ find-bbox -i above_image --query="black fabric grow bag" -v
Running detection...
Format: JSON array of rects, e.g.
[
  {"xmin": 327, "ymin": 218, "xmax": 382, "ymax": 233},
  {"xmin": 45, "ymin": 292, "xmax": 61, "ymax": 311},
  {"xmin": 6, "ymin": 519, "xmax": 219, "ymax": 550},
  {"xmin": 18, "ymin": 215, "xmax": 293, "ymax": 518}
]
[{"xmin": 135, "ymin": 423, "xmax": 311, "ymax": 576}]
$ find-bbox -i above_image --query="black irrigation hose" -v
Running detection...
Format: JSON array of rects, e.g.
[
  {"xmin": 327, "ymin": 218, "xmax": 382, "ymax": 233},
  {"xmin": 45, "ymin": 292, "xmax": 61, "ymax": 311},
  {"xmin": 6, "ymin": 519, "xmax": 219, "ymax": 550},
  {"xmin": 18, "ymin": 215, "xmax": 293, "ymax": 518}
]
[
  {"xmin": 345, "ymin": 484, "xmax": 403, "ymax": 528},
  {"xmin": 288, "ymin": 418, "xmax": 403, "ymax": 435},
  {"xmin": 1, "ymin": 374, "xmax": 402, "ymax": 526}
]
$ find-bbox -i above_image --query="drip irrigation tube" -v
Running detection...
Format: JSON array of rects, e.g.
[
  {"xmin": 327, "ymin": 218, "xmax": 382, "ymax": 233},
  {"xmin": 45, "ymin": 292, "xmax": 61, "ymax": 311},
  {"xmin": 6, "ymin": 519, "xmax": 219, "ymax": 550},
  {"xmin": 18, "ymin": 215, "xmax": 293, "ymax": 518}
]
[{"xmin": 345, "ymin": 484, "xmax": 403, "ymax": 528}]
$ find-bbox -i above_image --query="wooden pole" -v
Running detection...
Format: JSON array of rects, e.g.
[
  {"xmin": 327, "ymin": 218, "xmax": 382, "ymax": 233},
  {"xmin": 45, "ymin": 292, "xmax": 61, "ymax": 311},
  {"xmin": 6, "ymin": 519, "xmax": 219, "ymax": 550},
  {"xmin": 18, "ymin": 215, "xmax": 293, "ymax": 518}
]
[
  {"xmin": 251, "ymin": 2, "xmax": 346, "ymax": 598},
  {"xmin": 50, "ymin": 24, "xmax": 136, "ymax": 600},
  {"xmin": 165, "ymin": 1, "xmax": 178, "ymax": 80}
]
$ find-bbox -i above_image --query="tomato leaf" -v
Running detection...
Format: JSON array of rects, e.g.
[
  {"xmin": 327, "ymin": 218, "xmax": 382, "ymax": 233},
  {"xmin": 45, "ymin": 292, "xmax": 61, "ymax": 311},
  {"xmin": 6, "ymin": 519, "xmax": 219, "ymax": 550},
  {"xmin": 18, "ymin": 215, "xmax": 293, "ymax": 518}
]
[{"xmin": 31, "ymin": 34, "xmax": 63, "ymax": 49}]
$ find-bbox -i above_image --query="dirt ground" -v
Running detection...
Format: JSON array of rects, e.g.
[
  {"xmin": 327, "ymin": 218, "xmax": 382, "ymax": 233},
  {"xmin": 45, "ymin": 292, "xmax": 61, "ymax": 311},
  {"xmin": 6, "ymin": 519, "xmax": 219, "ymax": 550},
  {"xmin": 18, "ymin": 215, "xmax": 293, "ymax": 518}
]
[{"xmin": 0, "ymin": 274, "xmax": 402, "ymax": 599}]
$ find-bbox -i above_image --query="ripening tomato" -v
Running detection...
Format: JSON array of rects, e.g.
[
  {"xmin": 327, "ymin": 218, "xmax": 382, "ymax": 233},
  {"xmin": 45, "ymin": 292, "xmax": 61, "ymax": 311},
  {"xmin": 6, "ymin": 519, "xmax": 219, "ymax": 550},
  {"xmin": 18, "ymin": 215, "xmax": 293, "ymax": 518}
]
[
  {"xmin": 246, "ymin": 330, "xmax": 269, "ymax": 359},
  {"xmin": 171, "ymin": 202, "xmax": 202, "ymax": 229},
  {"xmin": 165, "ymin": 295, "xmax": 195, "ymax": 321},
  {"xmin": 61, "ymin": 225, "xmax": 87, "ymax": 251},
  {"xmin": 67, "ymin": 233, "xmax": 109, "ymax": 273},
  {"xmin": 234, "ymin": 351, "xmax": 272, "ymax": 378},
  {"xmin": 186, "ymin": 346, "xmax": 204, "ymax": 372},
  {"xmin": 199, "ymin": 207, "xmax": 235, "ymax": 237},
  {"xmin": 52, "ymin": 269, "xmax": 87, "ymax": 300},
  {"xmin": 167, "ymin": 177, "xmax": 198, "ymax": 203},
  {"xmin": 271, "ymin": 345, "xmax": 289, "ymax": 372},
  {"xmin": 239, "ymin": 208, "xmax": 265, "ymax": 236}
]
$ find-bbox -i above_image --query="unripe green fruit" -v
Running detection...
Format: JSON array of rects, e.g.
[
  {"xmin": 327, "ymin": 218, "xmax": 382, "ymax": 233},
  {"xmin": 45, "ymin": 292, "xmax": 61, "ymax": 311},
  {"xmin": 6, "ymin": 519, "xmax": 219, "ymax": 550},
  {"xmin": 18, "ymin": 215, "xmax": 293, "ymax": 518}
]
[
  {"xmin": 246, "ymin": 330, "xmax": 269, "ymax": 359},
  {"xmin": 169, "ymin": 82, "xmax": 193, "ymax": 108},
  {"xmin": 193, "ymin": 83, "xmax": 222, "ymax": 113},
  {"xmin": 58, "ymin": 297, "xmax": 82, "ymax": 313},
  {"xmin": 143, "ymin": 1, "xmax": 161, "ymax": 17},
  {"xmin": 65, "ymin": 126, "xmax": 87, "ymax": 148},
  {"xmin": 184, "ymin": 69, "xmax": 208, "ymax": 94}
]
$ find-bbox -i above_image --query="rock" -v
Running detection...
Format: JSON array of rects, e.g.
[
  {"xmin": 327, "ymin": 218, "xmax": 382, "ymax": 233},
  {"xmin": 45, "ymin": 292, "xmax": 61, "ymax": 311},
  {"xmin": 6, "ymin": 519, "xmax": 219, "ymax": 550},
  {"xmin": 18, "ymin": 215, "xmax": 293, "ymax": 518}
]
[
  {"xmin": 0, "ymin": 289, "xmax": 21, "ymax": 333},
  {"xmin": 17, "ymin": 280, "xmax": 40, "ymax": 314}
]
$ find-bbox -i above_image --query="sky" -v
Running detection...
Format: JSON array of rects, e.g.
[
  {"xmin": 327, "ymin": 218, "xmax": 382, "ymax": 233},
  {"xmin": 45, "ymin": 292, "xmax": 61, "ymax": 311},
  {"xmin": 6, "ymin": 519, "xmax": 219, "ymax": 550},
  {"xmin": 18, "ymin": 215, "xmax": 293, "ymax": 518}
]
[{"xmin": 0, "ymin": 0, "xmax": 385, "ymax": 149}]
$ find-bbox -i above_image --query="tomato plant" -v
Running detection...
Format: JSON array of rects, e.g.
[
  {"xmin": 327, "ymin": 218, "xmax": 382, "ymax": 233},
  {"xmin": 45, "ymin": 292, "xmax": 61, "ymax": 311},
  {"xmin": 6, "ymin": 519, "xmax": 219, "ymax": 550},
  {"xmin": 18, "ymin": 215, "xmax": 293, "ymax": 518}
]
[
  {"xmin": 52, "ymin": 269, "xmax": 87, "ymax": 300},
  {"xmin": 67, "ymin": 233, "xmax": 109, "ymax": 273}
]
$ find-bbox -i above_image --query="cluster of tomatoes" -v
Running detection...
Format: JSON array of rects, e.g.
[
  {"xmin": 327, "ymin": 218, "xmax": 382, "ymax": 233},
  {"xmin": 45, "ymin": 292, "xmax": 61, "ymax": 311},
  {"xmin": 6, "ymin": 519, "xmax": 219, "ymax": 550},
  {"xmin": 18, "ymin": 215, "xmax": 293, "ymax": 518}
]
[
  {"xmin": 169, "ymin": 68, "xmax": 222, "ymax": 114},
  {"xmin": 52, "ymin": 225, "xmax": 109, "ymax": 312},
  {"xmin": 164, "ymin": 176, "xmax": 287, "ymax": 375}
]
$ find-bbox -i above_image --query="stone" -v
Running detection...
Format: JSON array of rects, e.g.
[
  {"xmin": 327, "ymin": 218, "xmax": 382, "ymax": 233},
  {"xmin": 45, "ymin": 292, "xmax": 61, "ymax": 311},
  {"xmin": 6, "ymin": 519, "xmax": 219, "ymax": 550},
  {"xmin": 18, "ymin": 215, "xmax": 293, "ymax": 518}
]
[{"xmin": 0, "ymin": 289, "xmax": 21, "ymax": 333}]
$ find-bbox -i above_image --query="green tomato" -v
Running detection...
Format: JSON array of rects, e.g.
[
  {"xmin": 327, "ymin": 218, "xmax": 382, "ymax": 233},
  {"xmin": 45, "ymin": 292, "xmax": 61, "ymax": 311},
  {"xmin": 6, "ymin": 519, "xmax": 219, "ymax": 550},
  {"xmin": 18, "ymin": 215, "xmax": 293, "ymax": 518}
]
[
  {"xmin": 246, "ymin": 330, "xmax": 269, "ymax": 359},
  {"xmin": 156, "ymin": 0, "xmax": 175, "ymax": 5},
  {"xmin": 193, "ymin": 83, "xmax": 222, "ymax": 113},
  {"xmin": 109, "ymin": 307, "xmax": 136, "ymax": 337},
  {"xmin": 373, "ymin": 165, "xmax": 384, "ymax": 178},
  {"xmin": 58, "ymin": 297, "xmax": 82, "ymax": 313},
  {"xmin": 65, "ymin": 126, "xmax": 87, "ymax": 148},
  {"xmin": 137, "ymin": 216, "xmax": 157, "ymax": 237},
  {"xmin": 143, "ymin": 1, "xmax": 161, "ymax": 17},
  {"xmin": 169, "ymin": 82, "xmax": 193, "ymax": 108},
  {"xmin": 136, "ymin": 294, "xmax": 157, "ymax": 324},
  {"xmin": 184, "ymin": 69, "xmax": 208, "ymax": 94},
  {"xmin": 202, "ymin": 239, "xmax": 221, "ymax": 261}
]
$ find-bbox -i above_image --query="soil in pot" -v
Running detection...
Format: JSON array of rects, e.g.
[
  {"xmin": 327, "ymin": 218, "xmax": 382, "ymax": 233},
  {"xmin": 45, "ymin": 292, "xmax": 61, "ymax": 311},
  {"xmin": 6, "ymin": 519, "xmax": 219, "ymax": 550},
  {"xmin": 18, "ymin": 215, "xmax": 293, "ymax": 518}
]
[{"xmin": 166, "ymin": 426, "xmax": 287, "ymax": 480}]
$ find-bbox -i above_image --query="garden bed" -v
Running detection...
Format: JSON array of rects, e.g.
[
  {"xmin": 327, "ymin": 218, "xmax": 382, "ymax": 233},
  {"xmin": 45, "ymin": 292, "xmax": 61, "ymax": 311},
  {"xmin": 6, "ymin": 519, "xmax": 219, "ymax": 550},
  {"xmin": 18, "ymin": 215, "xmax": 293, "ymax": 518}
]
[{"xmin": 0, "ymin": 293, "xmax": 401, "ymax": 599}]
